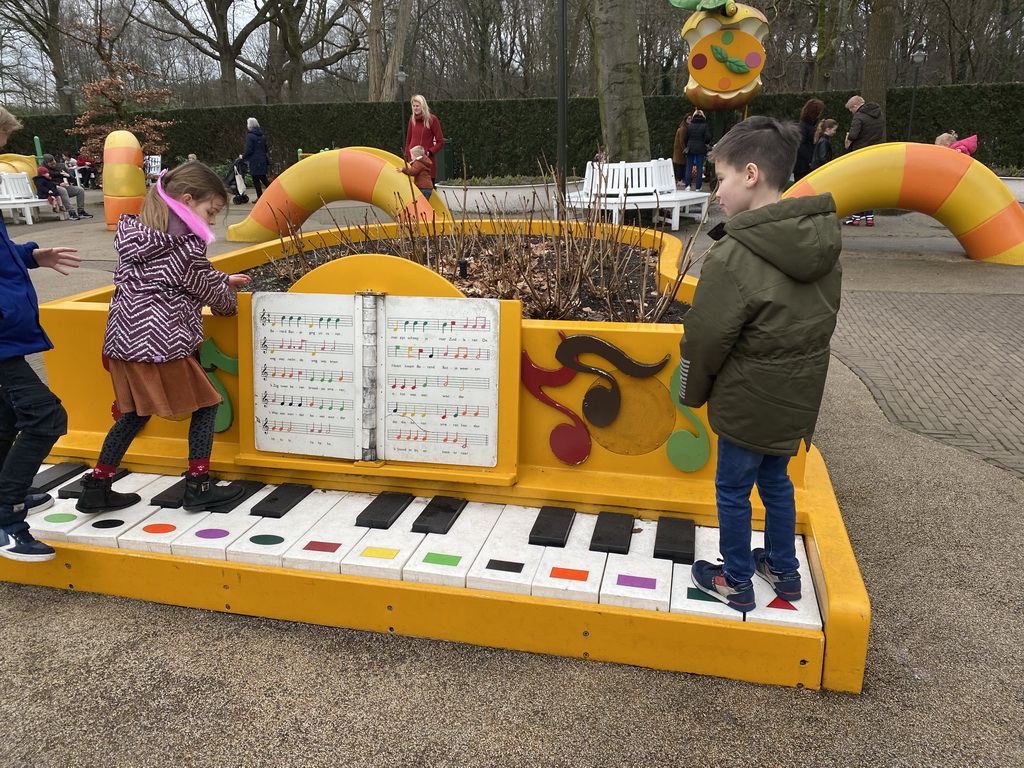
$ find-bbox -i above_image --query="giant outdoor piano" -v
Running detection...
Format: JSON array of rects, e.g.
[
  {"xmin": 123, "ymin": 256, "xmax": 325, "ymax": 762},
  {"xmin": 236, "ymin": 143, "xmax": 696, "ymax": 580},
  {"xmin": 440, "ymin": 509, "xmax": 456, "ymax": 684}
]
[{"xmin": 1, "ymin": 233, "xmax": 869, "ymax": 692}]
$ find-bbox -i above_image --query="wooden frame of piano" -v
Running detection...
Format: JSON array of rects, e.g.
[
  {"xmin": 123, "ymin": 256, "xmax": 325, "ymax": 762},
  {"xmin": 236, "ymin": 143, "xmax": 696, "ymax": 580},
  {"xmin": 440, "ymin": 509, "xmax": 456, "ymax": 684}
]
[{"xmin": 7, "ymin": 222, "xmax": 870, "ymax": 692}]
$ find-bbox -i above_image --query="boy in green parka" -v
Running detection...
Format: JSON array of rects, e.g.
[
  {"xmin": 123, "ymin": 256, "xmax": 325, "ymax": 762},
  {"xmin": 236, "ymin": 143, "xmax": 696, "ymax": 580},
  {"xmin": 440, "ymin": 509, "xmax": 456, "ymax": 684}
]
[{"xmin": 679, "ymin": 116, "xmax": 842, "ymax": 612}]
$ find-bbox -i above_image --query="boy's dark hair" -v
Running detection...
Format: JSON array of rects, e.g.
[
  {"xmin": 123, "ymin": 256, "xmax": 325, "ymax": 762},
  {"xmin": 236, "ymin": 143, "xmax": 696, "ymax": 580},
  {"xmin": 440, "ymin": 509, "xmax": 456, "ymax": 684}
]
[{"xmin": 710, "ymin": 116, "xmax": 800, "ymax": 192}]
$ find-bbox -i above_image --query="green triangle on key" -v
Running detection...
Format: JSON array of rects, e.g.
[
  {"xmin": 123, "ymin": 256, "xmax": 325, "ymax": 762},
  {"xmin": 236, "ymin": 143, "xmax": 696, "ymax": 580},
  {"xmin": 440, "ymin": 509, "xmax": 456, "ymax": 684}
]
[
  {"xmin": 423, "ymin": 552, "xmax": 461, "ymax": 567},
  {"xmin": 687, "ymin": 587, "xmax": 723, "ymax": 603}
]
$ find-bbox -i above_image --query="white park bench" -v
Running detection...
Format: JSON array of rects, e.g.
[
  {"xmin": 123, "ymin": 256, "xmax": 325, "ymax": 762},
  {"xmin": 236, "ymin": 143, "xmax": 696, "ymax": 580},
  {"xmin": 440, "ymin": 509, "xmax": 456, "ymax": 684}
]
[
  {"xmin": 559, "ymin": 158, "xmax": 710, "ymax": 230},
  {"xmin": 0, "ymin": 171, "xmax": 66, "ymax": 224}
]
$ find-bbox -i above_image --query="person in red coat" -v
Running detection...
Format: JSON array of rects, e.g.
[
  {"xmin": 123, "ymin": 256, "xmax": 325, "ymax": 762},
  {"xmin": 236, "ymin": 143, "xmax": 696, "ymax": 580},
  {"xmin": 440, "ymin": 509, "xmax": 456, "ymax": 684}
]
[{"xmin": 405, "ymin": 94, "xmax": 444, "ymax": 186}]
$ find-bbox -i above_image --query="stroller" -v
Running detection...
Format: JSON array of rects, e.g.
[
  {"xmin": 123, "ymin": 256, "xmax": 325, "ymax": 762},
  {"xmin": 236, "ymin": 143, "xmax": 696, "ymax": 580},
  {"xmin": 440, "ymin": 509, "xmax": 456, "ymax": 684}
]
[{"xmin": 224, "ymin": 158, "xmax": 249, "ymax": 204}]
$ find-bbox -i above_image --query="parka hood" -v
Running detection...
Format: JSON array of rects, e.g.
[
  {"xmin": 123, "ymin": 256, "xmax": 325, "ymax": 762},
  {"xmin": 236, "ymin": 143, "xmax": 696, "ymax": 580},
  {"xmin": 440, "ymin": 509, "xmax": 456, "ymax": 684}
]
[
  {"xmin": 858, "ymin": 102, "xmax": 882, "ymax": 119},
  {"xmin": 720, "ymin": 194, "xmax": 842, "ymax": 283},
  {"xmin": 114, "ymin": 214, "xmax": 198, "ymax": 265}
]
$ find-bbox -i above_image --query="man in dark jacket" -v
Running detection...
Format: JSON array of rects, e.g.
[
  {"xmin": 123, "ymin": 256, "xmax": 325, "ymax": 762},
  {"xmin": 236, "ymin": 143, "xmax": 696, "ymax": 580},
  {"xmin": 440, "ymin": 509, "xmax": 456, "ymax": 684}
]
[
  {"xmin": 680, "ymin": 116, "xmax": 843, "ymax": 613},
  {"xmin": 842, "ymin": 95, "xmax": 884, "ymax": 226},
  {"xmin": 0, "ymin": 106, "xmax": 81, "ymax": 562}
]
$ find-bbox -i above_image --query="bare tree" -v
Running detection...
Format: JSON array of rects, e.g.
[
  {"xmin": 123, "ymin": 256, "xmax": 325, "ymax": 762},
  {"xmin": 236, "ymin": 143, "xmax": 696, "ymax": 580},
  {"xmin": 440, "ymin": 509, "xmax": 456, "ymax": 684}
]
[{"xmin": 593, "ymin": 0, "xmax": 650, "ymax": 161}]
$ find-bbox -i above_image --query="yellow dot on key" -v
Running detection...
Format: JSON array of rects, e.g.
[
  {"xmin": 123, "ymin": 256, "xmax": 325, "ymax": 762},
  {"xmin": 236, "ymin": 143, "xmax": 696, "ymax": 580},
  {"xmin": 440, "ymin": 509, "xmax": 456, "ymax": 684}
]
[{"xmin": 361, "ymin": 546, "xmax": 400, "ymax": 560}]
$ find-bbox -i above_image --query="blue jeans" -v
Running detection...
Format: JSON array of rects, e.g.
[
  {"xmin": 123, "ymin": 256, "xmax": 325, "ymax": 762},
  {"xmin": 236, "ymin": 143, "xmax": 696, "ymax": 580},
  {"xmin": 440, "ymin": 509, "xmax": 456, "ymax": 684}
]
[
  {"xmin": 715, "ymin": 437, "xmax": 798, "ymax": 584},
  {"xmin": 684, "ymin": 154, "xmax": 706, "ymax": 190},
  {"xmin": 0, "ymin": 356, "xmax": 67, "ymax": 525}
]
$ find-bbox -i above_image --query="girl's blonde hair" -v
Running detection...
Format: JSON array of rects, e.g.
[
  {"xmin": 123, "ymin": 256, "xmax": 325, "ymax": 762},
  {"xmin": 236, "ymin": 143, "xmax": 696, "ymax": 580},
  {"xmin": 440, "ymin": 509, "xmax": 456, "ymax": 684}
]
[
  {"xmin": 410, "ymin": 94, "xmax": 433, "ymax": 129},
  {"xmin": 934, "ymin": 132, "xmax": 958, "ymax": 147},
  {"xmin": 139, "ymin": 162, "xmax": 228, "ymax": 232},
  {"xmin": 0, "ymin": 106, "xmax": 24, "ymax": 135},
  {"xmin": 814, "ymin": 118, "xmax": 838, "ymax": 144}
]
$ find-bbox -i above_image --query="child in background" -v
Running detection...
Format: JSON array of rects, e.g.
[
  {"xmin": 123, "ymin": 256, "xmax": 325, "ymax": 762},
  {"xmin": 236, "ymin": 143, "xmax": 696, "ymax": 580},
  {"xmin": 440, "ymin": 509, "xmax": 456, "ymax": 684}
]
[
  {"xmin": 0, "ymin": 106, "xmax": 81, "ymax": 562},
  {"xmin": 76, "ymin": 163, "xmax": 251, "ymax": 514},
  {"xmin": 935, "ymin": 132, "xmax": 978, "ymax": 156},
  {"xmin": 679, "ymin": 116, "xmax": 843, "ymax": 612},
  {"xmin": 810, "ymin": 118, "xmax": 838, "ymax": 170},
  {"xmin": 397, "ymin": 145, "xmax": 434, "ymax": 199}
]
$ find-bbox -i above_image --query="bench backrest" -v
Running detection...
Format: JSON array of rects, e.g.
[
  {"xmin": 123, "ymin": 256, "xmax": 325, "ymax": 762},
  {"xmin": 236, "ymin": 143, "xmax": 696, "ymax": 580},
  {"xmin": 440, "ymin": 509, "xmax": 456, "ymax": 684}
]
[
  {"xmin": 0, "ymin": 172, "xmax": 38, "ymax": 202},
  {"xmin": 583, "ymin": 159, "xmax": 678, "ymax": 198}
]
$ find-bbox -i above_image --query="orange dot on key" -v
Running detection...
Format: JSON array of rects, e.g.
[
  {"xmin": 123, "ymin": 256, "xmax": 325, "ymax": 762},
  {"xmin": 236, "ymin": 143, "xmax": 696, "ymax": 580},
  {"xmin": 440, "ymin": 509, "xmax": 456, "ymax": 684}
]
[{"xmin": 143, "ymin": 523, "xmax": 177, "ymax": 534}]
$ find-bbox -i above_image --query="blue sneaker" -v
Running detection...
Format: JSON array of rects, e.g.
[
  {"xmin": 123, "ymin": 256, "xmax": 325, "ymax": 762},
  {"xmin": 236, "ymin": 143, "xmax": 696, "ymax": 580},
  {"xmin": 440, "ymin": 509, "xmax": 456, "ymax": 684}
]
[
  {"xmin": 690, "ymin": 560, "xmax": 755, "ymax": 612},
  {"xmin": 25, "ymin": 493, "xmax": 54, "ymax": 514},
  {"xmin": 0, "ymin": 519, "xmax": 56, "ymax": 562},
  {"xmin": 752, "ymin": 548, "xmax": 802, "ymax": 601}
]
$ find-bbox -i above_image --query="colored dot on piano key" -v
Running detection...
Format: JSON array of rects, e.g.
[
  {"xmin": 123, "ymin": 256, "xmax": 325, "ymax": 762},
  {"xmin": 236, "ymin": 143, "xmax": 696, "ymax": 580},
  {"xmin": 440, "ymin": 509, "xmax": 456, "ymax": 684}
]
[
  {"xmin": 92, "ymin": 519, "xmax": 124, "ymax": 529},
  {"xmin": 616, "ymin": 574, "xmax": 657, "ymax": 590},
  {"xmin": 361, "ymin": 546, "xmax": 400, "ymax": 560},
  {"xmin": 196, "ymin": 528, "xmax": 230, "ymax": 539},
  {"xmin": 550, "ymin": 566, "xmax": 589, "ymax": 582},
  {"xmin": 485, "ymin": 559, "xmax": 524, "ymax": 574},
  {"xmin": 143, "ymin": 523, "xmax": 177, "ymax": 534},
  {"xmin": 44, "ymin": 513, "xmax": 77, "ymax": 523},
  {"xmin": 422, "ymin": 552, "xmax": 461, "ymax": 567},
  {"xmin": 303, "ymin": 540, "xmax": 341, "ymax": 553},
  {"xmin": 250, "ymin": 535, "xmax": 285, "ymax": 546}
]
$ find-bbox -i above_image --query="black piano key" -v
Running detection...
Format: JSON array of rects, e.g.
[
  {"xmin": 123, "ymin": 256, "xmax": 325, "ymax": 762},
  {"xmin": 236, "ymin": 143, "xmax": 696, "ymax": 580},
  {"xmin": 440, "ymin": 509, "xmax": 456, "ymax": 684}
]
[
  {"xmin": 355, "ymin": 491, "xmax": 414, "ymax": 529},
  {"xmin": 249, "ymin": 483, "xmax": 314, "ymax": 518},
  {"xmin": 58, "ymin": 468, "xmax": 131, "ymax": 499},
  {"xmin": 151, "ymin": 478, "xmax": 188, "ymax": 508},
  {"xmin": 412, "ymin": 495, "xmax": 467, "ymax": 534},
  {"xmin": 29, "ymin": 462, "xmax": 88, "ymax": 494},
  {"xmin": 529, "ymin": 505, "xmax": 575, "ymax": 547},
  {"xmin": 589, "ymin": 510, "xmax": 635, "ymax": 554},
  {"xmin": 653, "ymin": 516, "xmax": 696, "ymax": 564}
]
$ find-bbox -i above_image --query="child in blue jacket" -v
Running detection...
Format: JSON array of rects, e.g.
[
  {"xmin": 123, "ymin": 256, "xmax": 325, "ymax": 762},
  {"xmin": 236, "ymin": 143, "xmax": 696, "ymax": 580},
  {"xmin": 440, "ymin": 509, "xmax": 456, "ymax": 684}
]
[{"xmin": 0, "ymin": 106, "xmax": 81, "ymax": 562}]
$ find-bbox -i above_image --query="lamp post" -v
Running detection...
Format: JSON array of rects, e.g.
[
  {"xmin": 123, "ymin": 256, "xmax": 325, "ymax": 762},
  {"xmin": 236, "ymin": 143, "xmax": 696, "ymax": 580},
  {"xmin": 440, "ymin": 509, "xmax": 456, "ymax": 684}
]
[
  {"xmin": 906, "ymin": 49, "xmax": 927, "ymax": 142},
  {"xmin": 396, "ymin": 66, "xmax": 408, "ymax": 157},
  {"xmin": 60, "ymin": 79, "xmax": 75, "ymax": 120}
]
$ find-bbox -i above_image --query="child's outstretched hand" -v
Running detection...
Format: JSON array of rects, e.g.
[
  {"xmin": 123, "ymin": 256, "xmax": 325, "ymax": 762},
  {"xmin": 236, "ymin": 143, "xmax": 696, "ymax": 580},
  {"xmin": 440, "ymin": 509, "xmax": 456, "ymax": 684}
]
[
  {"xmin": 228, "ymin": 274, "xmax": 251, "ymax": 290},
  {"xmin": 32, "ymin": 247, "xmax": 81, "ymax": 275}
]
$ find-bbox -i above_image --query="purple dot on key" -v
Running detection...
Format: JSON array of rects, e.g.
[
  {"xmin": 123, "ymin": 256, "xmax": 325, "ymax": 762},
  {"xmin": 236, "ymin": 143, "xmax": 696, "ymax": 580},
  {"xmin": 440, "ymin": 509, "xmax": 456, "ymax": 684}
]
[
  {"xmin": 617, "ymin": 574, "xmax": 657, "ymax": 590},
  {"xmin": 196, "ymin": 528, "xmax": 230, "ymax": 539}
]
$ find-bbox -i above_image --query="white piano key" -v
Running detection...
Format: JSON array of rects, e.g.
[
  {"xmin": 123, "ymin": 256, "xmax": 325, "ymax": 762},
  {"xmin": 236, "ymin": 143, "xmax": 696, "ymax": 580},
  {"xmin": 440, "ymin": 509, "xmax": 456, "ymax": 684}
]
[
  {"xmin": 116, "ymin": 505, "xmax": 213, "ymax": 554},
  {"xmin": 338, "ymin": 497, "xmax": 431, "ymax": 580},
  {"xmin": 27, "ymin": 472, "xmax": 172, "ymax": 542},
  {"xmin": 531, "ymin": 512, "xmax": 606, "ymax": 603},
  {"xmin": 67, "ymin": 475, "xmax": 183, "ymax": 547},
  {"xmin": 600, "ymin": 518, "xmax": 673, "ymax": 612},
  {"xmin": 669, "ymin": 525, "xmax": 744, "ymax": 622},
  {"xmin": 226, "ymin": 489, "xmax": 347, "ymax": 567},
  {"xmin": 403, "ymin": 501, "xmax": 503, "ymax": 588},
  {"xmin": 170, "ymin": 484, "xmax": 279, "ymax": 560},
  {"xmin": 745, "ymin": 531, "xmax": 823, "ymax": 631},
  {"xmin": 465, "ymin": 505, "xmax": 546, "ymax": 595},
  {"xmin": 280, "ymin": 492, "xmax": 377, "ymax": 573}
]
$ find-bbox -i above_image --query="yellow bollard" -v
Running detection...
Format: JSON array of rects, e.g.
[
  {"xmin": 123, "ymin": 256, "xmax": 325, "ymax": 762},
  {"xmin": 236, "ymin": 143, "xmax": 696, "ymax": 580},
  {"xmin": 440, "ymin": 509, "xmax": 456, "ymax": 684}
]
[{"xmin": 102, "ymin": 131, "xmax": 147, "ymax": 231}]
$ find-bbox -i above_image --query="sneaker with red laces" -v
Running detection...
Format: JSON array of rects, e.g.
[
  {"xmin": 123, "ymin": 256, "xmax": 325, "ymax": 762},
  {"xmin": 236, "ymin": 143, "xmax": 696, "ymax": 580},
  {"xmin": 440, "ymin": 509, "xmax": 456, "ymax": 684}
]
[
  {"xmin": 690, "ymin": 560, "xmax": 755, "ymax": 612},
  {"xmin": 842, "ymin": 217, "xmax": 860, "ymax": 226},
  {"xmin": 865, "ymin": 217, "xmax": 875, "ymax": 227}
]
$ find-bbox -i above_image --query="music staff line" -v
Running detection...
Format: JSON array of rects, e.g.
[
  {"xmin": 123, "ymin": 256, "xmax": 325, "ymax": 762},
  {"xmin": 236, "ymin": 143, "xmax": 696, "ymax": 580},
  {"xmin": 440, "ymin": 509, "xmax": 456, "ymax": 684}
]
[
  {"xmin": 258, "ymin": 418, "xmax": 355, "ymax": 438},
  {"xmin": 260, "ymin": 337, "xmax": 354, "ymax": 356},
  {"xmin": 386, "ymin": 427, "xmax": 488, "ymax": 447},
  {"xmin": 259, "ymin": 309, "xmax": 354, "ymax": 330},
  {"xmin": 388, "ymin": 401, "xmax": 489, "ymax": 419},
  {"xmin": 261, "ymin": 392, "xmax": 352, "ymax": 412},
  {"xmin": 388, "ymin": 374, "xmax": 489, "ymax": 391},
  {"xmin": 386, "ymin": 344, "xmax": 491, "ymax": 361},
  {"xmin": 260, "ymin": 364, "xmax": 350, "ymax": 383},
  {"xmin": 388, "ymin": 316, "xmax": 491, "ymax": 334}
]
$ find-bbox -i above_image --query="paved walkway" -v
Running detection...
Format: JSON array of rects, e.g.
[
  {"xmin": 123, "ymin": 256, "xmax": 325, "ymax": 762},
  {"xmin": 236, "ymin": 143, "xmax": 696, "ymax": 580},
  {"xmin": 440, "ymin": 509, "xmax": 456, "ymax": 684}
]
[{"xmin": 3, "ymin": 201, "xmax": 1023, "ymax": 766}]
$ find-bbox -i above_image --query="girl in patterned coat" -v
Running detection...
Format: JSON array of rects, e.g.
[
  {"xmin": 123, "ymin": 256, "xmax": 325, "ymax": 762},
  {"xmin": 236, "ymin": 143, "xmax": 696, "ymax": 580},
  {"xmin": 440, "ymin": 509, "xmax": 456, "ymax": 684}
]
[{"xmin": 77, "ymin": 163, "xmax": 251, "ymax": 513}]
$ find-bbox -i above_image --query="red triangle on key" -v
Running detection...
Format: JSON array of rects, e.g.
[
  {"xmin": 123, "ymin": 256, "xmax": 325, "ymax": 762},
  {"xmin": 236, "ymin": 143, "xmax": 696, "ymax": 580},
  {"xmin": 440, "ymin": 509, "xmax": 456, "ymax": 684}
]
[{"xmin": 769, "ymin": 596, "xmax": 797, "ymax": 611}]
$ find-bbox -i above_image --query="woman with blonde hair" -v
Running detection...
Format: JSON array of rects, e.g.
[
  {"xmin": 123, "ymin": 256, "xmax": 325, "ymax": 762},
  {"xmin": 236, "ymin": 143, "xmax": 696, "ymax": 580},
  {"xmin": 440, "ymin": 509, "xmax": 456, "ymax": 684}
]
[{"xmin": 405, "ymin": 94, "xmax": 445, "ymax": 187}]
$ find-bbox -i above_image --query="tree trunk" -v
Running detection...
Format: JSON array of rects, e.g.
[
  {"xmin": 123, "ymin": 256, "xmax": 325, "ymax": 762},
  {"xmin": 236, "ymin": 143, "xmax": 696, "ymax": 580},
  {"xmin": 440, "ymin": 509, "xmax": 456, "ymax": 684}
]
[
  {"xmin": 592, "ymin": 0, "xmax": 651, "ymax": 162},
  {"xmin": 861, "ymin": 0, "xmax": 897, "ymax": 138},
  {"xmin": 811, "ymin": 0, "xmax": 841, "ymax": 91}
]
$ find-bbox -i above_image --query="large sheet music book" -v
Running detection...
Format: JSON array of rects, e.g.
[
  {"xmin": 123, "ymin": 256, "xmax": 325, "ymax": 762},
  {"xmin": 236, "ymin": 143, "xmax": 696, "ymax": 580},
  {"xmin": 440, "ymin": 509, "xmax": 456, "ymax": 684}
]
[{"xmin": 252, "ymin": 292, "xmax": 501, "ymax": 467}]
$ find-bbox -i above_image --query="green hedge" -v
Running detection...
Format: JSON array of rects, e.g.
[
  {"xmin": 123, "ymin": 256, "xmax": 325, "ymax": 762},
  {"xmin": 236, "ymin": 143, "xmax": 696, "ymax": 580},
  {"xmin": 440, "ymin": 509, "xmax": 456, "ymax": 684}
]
[{"xmin": 8, "ymin": 83, "xmax": 1023, "ymax": 178}]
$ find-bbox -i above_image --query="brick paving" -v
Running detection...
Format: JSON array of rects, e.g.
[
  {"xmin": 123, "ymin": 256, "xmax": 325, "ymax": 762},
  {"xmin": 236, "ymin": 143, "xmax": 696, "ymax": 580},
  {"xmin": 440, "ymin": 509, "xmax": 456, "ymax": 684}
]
[{"xmin": 831, "ymin": 290, "xmax": 1024, "ymax": 478}]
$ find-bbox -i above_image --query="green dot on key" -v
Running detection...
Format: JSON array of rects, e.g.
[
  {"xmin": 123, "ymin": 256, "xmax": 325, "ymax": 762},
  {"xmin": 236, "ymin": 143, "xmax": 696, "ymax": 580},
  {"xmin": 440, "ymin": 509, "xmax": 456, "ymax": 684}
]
[{"xmin": 423, "ymin": 552, "xmax": 461, "ymax": 567}]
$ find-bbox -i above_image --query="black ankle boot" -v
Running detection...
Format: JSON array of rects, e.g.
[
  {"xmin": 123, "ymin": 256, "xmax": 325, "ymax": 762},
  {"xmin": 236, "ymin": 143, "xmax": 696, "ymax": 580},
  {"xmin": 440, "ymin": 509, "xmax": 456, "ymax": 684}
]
[
  {"xmin": 75, "ymin": 475, "xmax": 142, "ymax": 513},
  {"xmin": 182, "ymin": 473, "xmax": 244, "ymax": 512}
]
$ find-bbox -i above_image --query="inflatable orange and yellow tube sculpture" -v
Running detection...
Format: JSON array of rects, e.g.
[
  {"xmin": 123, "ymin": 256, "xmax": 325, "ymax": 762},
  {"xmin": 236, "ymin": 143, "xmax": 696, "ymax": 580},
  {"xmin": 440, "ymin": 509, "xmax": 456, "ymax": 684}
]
[
  {"xmin": 227, "ymin": 147, "xmax": 451, "ymax": 243},
  {"xmin": 785, "ymin": 142, "xmax": 1024, "ymax": 265},
  {"xmin": 102, "ymin": 131, "xmax": 146, "ymax": 231}
]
